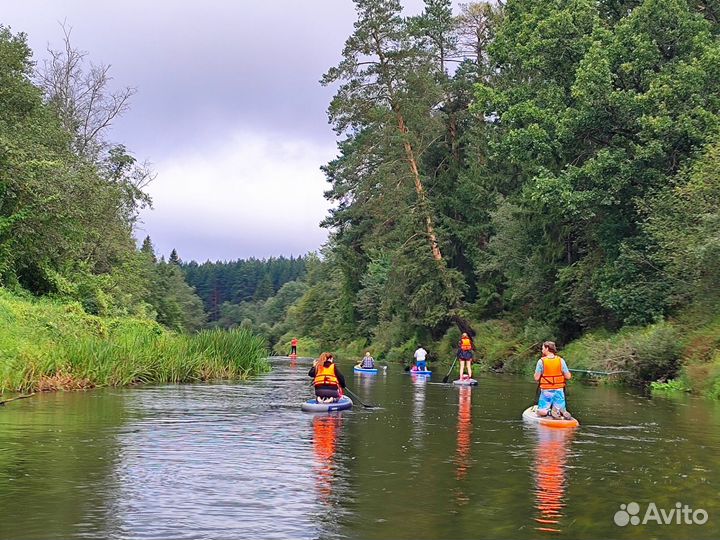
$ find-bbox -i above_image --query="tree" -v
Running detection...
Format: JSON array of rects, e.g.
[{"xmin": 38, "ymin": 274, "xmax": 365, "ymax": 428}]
[
  {"xmin": 36, "ymin": 23, "xmax": 135, "ymax": 163},
  {"xmin": 140, "ymin": 236, "xmax": 157, "ymax": 263}
]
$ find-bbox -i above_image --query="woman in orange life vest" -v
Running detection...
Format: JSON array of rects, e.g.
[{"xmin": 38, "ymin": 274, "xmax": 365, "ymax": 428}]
[
  {"xmin": 308, "ymin": 352, "xmax": 347, "ymax": 403},
  {"xmin": 533, "ymin": 341, "xmax": 573, "ymax": 419},
  {"xmin": 457, "ymin": 333, "xmax": 474, "ymax": 380}
]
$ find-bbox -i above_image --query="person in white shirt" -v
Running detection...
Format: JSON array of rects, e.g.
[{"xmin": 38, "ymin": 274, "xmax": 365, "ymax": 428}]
[{"xmin": 413, "ymin": 346, "xmax": 428, "ymax": 371}]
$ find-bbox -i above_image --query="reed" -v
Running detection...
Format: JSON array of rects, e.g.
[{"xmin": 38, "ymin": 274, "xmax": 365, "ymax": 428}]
[{"xmin": 0, "ymin": 289, "xmax": 270, "ymax": 393}]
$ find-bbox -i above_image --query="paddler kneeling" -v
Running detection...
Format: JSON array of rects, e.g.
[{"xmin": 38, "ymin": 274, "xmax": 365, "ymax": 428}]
[
  {"xmin": 534, "ymin": 341, "xmax": 573, "ymax": 420},
  {"xmin": 309, "ymin": 352, "xmax": 347, "ymax": 403},
  {"xmin": 358, "ymin": 351, "xmax": 375, "ymax": 369}
]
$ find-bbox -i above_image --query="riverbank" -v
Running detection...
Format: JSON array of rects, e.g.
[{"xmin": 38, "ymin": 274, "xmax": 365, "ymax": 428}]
[
  {"xmin": 316, "ymin": 312, "xmax": 720, "ymax": 400},
  {"xmin": 0, "ymin": 289, "xmax": 270, "ymax": 393}
]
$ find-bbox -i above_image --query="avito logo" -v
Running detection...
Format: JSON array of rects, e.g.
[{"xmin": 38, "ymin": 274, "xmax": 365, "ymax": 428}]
[{"xmin": 614, "ymin": 502, "xmax": 709, "ymax": 527}]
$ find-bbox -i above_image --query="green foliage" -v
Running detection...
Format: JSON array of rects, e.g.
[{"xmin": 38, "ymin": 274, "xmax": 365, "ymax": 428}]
[
  {"xmin": 250, "ymin": 0, "xmax": 720, "ymax": 398},
  {"xmin": 563, "ymin": 322, "xmax": 682, "ymax": 384},
  {"xmin": 0, "ymin": 289, "xmax": 268, "ymax": 393},
  {"xmin": 651, "ymin": 378, "xmax": 690, "ymax": 394},
  {"xmin": 182, "ymin": 256, "xmax": 307, "ymax": 320}
]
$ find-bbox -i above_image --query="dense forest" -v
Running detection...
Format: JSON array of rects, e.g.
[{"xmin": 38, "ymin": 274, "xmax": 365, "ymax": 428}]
[
  {"xmin": 182, "ymin": 256, "xmax": 307, "ymax": 319},
  {"xmin": 230, "ymin": 0, "xmax": 719, "ymax": 396}
]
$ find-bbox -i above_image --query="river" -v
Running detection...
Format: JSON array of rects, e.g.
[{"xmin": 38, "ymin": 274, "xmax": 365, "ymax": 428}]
[{"xmin": 0, "ymin": 356, "xmax": 718, "ymax": 539}]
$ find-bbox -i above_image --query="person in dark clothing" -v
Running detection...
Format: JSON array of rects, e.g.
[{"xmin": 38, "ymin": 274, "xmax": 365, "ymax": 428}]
[{"xmin": 308, "ymin": 352, "xmax": 346, "ymax": 402}]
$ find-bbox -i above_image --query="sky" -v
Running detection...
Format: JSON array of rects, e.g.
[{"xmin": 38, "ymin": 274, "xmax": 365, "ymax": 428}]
[{"xmin": 3, "ymin": 0, "xmax": 445, "ymax": 262}]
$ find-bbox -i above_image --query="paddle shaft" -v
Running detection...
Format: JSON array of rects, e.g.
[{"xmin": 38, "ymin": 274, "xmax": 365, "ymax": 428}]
[
  {"xmin": 342, "ymin": 386, "xmax": 376, "ymax": 409},
  {"xmin": 442, "ymin": 357, "xmax": 458, "ymax": 383}
]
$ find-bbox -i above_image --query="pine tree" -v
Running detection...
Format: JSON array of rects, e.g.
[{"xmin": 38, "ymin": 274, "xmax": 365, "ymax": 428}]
[{"xmin": 140, "ymin": 236, "xmax": 157, "ymax": 263}]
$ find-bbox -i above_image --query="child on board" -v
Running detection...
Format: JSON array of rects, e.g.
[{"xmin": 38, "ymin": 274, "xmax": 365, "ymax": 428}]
[
  {"xmin": 534, "ymin": 341, "xmax": 573, "ymax": 420},
  {"xmin": 309, "ymin": 352, "xmax": 346, "ymax": 403},
  {"xmin": 359, "ymin": 351, "xmax": 375, "ymax": 369},
  {"xmin": 457, "ymin": 333, "xmax": 474, "ymax": 380},
  {"xmin": 413, "ymin": 346, "xmax": 428, "ymax": 371}
]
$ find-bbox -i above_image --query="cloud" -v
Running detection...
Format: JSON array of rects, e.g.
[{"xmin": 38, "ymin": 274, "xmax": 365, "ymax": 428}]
[{"xmin": 138, "ymin": 132, "xmax": 333, "ymax": 262}]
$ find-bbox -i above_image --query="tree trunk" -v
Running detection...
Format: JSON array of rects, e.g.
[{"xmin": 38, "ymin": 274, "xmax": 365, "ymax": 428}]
[{"xmin": 395, "ymin": 112, "xmax": 443, "ymax": 261}]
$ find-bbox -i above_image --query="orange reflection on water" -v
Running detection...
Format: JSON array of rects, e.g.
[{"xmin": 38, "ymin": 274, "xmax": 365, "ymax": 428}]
[
  {"xmin": 532, "ymin": 427, "xmax": 574, "ymax": 534},
  {"xmin": 312, "ymin": 415, "xmax": 342, "ymax": 502},
  {"xmin": 455, "ymin": 387, "xmax": 472, "ymax": 482}
]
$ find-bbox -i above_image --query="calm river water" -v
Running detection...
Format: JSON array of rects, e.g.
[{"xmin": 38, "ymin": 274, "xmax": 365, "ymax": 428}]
[{"xmin": 0, "ymin": 357, "xmax": 718, "ymax": 539}]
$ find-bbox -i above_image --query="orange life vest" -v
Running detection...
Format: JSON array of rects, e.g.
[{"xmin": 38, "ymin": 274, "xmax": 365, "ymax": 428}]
[
  {"xmin": 460, "ymin": 337, "xmax": 472, "ymax": 351},
  {"xmin": 314, "ymin": 362, "xmax": 339, "ymax": 388},
  {"xmin": 291, "ymin": 338, "xmax": 298, "ymax": 346},
  {"xmin": 539, "ymin": 356, "xmax": 566, "ymax": 390}
]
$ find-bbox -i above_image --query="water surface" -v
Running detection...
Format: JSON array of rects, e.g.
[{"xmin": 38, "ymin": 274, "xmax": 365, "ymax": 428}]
[{"xmin": 0, "ymin": 357, "xmax": 718, "ymax": 539}]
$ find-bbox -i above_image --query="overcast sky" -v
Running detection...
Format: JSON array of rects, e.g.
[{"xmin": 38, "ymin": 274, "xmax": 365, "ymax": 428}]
[{"xmin": 3, "ymin": 0, "xmax": 449, "ymax": 262}]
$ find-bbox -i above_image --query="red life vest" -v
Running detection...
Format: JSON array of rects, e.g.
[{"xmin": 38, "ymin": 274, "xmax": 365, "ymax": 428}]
[
  {"xmin": 291, "ymin": 338, "xmax": 298, "ymax": 346},
  {"xmin": 314, "ymin": 362, "xmax": 339, "ymax": 388},
  {"xmin": 460, "ymin": 337, "xmax": 472, "ymax": 351},
  {"xmin": 539, "ymin": 356, "xmax": 566, "ymax": 390}
]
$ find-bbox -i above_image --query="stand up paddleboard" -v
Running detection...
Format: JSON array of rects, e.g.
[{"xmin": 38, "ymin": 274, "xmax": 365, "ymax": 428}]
[
  {"xmin": 354, "ymin": 366, "xmax": 378, "ymax": 374},
  {"xmin": 301, "ymin": 396, "xmax": 353, "ymax": 413},
  {"xmin": 453, "ymin": 378, "xmax": 478, "ymax": 386},
  {"xmin": 522, "ymin": 405, "xmax": 579, "ymax": 428}
]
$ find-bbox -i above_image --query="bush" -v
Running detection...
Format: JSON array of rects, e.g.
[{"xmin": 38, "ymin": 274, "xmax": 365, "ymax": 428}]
[{"xmin": 651, "ymin": 378, "xmax": 690, "ymax": 394}]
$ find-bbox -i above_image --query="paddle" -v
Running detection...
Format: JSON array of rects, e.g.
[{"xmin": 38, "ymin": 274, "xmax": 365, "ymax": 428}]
[
  {"xmin": 442, "ymin": 356, "xmax": 458, "ymax": 383},
  {"xmin": 342, "ymin": 386, "xmax": 379, "ymax": 409},
  {"xmin": 0, "ymin": 392, "xmax": 35, "ymax": 406}
]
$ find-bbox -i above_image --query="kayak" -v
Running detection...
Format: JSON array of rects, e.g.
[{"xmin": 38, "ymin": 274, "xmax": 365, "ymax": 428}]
[
  {"xmin": 408, "ymin": 370, "xmax": 432, "ymax": 376},
  {"xmin": 453, "ymin": 378, "xmax": 478, "ymax": 386},
  {"xmin": 354, "ymin": 366, "xmax": 378, "ymax": 374},
  {"xmin": 522, "ymin": 405, "xmax": 579, "ymax": 428},
  {"xmin": 301, "ymin": 396, "xmax": 353, "ymax": 413}
]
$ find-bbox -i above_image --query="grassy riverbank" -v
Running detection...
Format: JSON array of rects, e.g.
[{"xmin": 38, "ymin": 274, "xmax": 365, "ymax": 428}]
[
  {"xmin": 326, "ymin": 313, "xmax": 720, "ymax": 400},
  {"xmin": 0, "ymin": 289, "xmax": 270, "ymax": 393}
]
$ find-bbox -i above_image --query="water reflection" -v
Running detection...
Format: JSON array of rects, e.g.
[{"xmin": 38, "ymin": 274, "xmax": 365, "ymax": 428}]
[
  {"xmin": 313, "ymin": 414, "xmax": 343, "ymax": 502},
  {"xmin": 455, "ymin": 387, "xmax": 472, "ymax": 483},
  {"xmin": 531, "ymin": 427, "xmax": 574, "ymax": 534},
  {"xmin": 410, "ymin": 373, "xmax": 427, "ymax": 450}
]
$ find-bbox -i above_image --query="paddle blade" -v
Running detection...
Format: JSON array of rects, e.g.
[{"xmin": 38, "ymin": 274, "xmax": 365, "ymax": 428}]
[{"xmin": 442, "ymin": 374, "xmax": 450, "ymax": 383}]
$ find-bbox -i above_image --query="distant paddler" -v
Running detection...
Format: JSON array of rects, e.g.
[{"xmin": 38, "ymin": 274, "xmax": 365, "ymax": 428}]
[
  {"xmin": 358, "ymin": 351, "xmax": 375, "ymax": 370},
  {"xmin": 457, "ymin": 333, "xmax": 474, "ymax": 380},
  {"xmin": 290, "ymin": 337, "xmax": 298, "ymax": 357},
  {"xmin": 413, "ymin": 346, "xmax": 428, "ymax": 372}
]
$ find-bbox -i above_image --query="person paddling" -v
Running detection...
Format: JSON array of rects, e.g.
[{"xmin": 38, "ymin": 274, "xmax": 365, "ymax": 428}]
[
  {"xmin": 309, "ymin": 353, "xmax": 346, "ymax": 403},
  {"xmin": 413, "ymin": 346, "xmax": 428, "ymax": 372},
  {"xmin": 534, "ymin": 341, "xmax": 573, "ymax": 420},
  {"xmin": 358, "ymin": 351, "xmax": 375, "ymax": 369},
  {"xmin": 290, "ymin": 337, "xmax": 298, "ymax": 356},
  {"xmin": 457, "ymin": 333, "xmax": 474, "ymax": 380}
]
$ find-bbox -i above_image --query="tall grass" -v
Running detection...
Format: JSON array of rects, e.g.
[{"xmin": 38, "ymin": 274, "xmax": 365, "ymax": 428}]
[{"xmin": 0, "ymin": 289, "xmax": 269, "ymax": 393}]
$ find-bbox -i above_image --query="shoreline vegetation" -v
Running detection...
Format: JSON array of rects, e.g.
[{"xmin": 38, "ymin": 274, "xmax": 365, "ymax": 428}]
[
  {"xmin": 192, "ymin": 0, "xmax": 719, "ymax": 402},
  {"xmin": 0, "ymin": 290, "xmax": 269, "ymax": 395}
]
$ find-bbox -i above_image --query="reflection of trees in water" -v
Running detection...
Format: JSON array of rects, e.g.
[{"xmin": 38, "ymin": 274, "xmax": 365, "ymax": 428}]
[
  {"xmin": 313, "ymin": 414, "xmax": 343, "ymax": 502},
  {"xmin": 532, "ymin": 427, "xmax": 574, "ymax": 534},
  {"xmin": 454, "ymin": 387, "xmax": 472, "ymax": 505}
]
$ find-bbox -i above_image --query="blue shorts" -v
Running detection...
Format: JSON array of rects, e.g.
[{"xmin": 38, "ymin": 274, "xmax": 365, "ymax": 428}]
[
  {"xmin": 538, "ymin": 389, "xmax": 566, "ymax": 411},
  {"xmin": 416, "ymin": 360, "xmax": 427, "ymax": 371}
]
